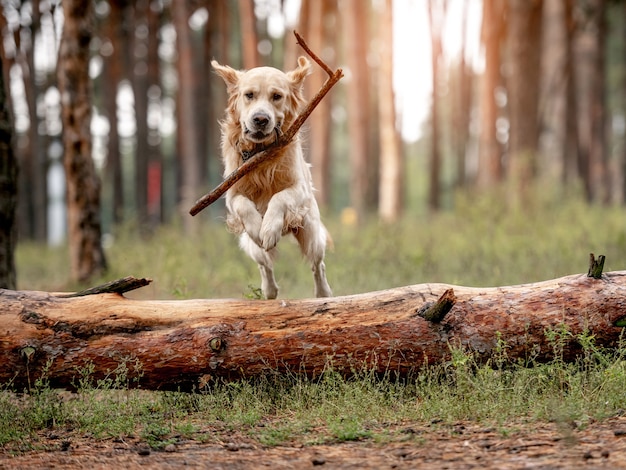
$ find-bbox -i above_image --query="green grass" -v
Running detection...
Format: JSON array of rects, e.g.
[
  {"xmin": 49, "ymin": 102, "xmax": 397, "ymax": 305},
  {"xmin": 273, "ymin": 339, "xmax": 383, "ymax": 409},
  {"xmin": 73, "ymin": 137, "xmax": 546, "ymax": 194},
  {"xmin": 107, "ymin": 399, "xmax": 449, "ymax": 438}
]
[
  {"xmin": 15, "ymin": 186, "xmax": 626, "ymax": 298},
  {"xmin": 2, "ymin": 333, "xmax": 626, "ymax": 450},
  {"xmin": 6, "ymin": 188, "xmax": 626, "ymax": 451}
]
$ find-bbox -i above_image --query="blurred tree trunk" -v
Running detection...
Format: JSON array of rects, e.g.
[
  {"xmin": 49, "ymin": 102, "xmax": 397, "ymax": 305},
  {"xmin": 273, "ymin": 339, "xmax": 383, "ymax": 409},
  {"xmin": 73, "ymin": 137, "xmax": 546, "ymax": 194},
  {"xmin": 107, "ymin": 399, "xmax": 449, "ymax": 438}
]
[
  {"xmin": 215, "ymin": 1, "xmax": 231, "ymax": 64},
  {"xmin": 7, "ymin": 1, "xmax": 47, "ymax": 242},
  {"xmin": 23, "ymin": 0, "xmax": 47, "ymax": 242},
  {"xmin": 238, "ymin": 0, "xmax": 259, "ymax": 69},
  {"xmin": 563, "ymin": 0, "xmax": 581, "ymax": 186},
  {"xmin": 574, "ymin": 0, "xmax": 608, "ymax": 203},
  {"xmin": 453, "ymin": 0, "xmax": 472, "ymax": 188},
  {"xmin": 539, "ymin": 0, "xmax": 565, "ymax": 179},
  {"xmin": 622, "ymin": 1, "xmax": 626, "ymax": 204},
  {"xmin": 378, "ymin": 0, "xmax": 402, "ymax": 222},
  {"xmin": 300, "ymin": 0, "xmax": 336, "ymax": 208},
  {"xmin": 207, "ymin": 1, "xmax": 230, "ymax": 187},
  {"xmin": 57, "ymin": 0, "xmax": 107, "ymax": 282},
  {"xmin": 196, "ymin": 3, "xmax": 211, "ymax": 190},
  {"xmin": 427, "ymin": 0, "xmax": 447, "ymax": 211},
  {"xmin": 506, "ymin": 0, "xmax": 543, "ymax": 205},
  {"xmin": 133, "ymin": 0, "xmax": 150, "ymax": 227},
  {"xmin": 146, "ymin": 1, "xmax": 163, "ymax": 225},
  {"xmin": 478, "ymin": 0, "xmax": 505, "ymax": 188},
  {"xmin": 0, "ymin": 57, "xmax": 18, "ymax": 289},
  {"xmin": 344, "ymin": 0, "xmax": 372, "ymax": 220},
  {"xmin": 102, "ymin": 2, "xmax": 125, "ymax": 224},
  {"xmin": 172, "ymin": 0, "xmax": 200, "ymax": 232}
]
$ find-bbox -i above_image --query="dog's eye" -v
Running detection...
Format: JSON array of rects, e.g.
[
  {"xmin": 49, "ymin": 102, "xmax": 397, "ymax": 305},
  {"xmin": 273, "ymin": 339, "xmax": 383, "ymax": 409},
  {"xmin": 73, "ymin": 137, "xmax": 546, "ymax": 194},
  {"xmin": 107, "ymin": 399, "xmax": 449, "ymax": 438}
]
[
  {"xmin": 272, "ymin": 93, "xmax": 282, "ymax": 101},
  {"xmin": 244, "ymin": 92, "xmax": 254, "ymax": 100}
]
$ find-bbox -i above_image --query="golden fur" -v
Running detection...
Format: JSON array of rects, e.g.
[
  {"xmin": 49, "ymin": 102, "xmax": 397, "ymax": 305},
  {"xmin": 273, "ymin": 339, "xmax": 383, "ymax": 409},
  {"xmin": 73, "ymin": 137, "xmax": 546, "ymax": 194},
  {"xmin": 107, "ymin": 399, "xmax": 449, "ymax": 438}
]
[{"xmin": 212, "ymin": 57, "xmax": 332, "ymax": 299}]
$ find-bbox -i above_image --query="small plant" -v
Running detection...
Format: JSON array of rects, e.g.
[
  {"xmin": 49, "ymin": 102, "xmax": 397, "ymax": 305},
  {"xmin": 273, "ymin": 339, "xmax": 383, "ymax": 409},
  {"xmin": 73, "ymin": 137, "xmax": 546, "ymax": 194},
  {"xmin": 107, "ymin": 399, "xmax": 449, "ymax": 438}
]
[
  {"xmin": 172, "ymin": 279, "xmax": 189, "ymax": 299},
  {"xmin": 141, "ymin": 421, "xmax": 176, "ymax": 449},
  {"xmin": 544, "ymin": 323, "xmax": 572, "ymax": 364},
  {"xmin": 244, "ymin": 284, "xmax": 264, "ymax": 300},
  {"xmin": 328, "ymin": 417, "xmax": 371, "ymax": 442}
]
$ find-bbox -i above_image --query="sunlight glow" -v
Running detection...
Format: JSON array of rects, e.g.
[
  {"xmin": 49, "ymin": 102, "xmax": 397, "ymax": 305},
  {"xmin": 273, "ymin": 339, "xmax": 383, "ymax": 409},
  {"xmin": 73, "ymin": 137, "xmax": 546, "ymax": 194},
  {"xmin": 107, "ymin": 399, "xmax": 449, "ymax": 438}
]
[{"xmin": 393, "ymin": 0, "xmax": 482, "ymax": 142}]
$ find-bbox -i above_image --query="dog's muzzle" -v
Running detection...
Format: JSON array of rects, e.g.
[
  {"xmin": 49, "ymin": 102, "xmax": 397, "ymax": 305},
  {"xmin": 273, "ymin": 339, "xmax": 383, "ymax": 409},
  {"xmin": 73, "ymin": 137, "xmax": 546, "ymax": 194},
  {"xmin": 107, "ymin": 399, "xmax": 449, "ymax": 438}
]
[
  {"xmin": 240, "ymin": 127, "xmax": 281, "ymax": 161},
  {"xmin": 244, "ymin": 111, "xmax": 275, "ymax": 141}
]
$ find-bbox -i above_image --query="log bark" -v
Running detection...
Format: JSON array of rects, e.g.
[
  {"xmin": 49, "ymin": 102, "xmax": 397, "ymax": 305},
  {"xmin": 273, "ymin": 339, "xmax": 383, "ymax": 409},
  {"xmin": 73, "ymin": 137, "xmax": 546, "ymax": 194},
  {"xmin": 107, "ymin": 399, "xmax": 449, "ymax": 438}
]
[{"xmin": 2, "ymin": 271, "xmax": 626, "ymax": 391}]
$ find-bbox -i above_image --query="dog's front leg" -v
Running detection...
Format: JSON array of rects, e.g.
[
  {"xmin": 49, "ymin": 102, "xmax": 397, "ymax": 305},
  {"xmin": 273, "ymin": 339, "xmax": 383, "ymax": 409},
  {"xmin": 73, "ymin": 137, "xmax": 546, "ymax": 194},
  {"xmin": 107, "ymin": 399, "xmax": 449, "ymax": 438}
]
[
  {"xmin": 227, "ymin": 194, "xmax": 264, "ymax": 247},
  {"xmin": 260, "ymin": 188, "xmax": 305, "ymax": 251}
]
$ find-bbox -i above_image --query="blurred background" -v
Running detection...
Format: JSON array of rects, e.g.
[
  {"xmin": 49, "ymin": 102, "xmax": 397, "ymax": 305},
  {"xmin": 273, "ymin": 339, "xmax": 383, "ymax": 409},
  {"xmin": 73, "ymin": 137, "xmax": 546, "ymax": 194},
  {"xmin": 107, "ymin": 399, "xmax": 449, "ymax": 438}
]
[{"xmin": 1, "ymin": 0, "xmax": 625, "ymax": 296}]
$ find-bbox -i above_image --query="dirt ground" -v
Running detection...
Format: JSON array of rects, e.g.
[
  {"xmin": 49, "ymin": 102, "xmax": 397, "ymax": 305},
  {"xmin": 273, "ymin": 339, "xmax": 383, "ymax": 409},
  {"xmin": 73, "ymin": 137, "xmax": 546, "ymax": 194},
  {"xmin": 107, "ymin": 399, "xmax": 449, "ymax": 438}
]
[{"xmin": 3, "ymin": 417, "xmax": 626, "ymax": 469}]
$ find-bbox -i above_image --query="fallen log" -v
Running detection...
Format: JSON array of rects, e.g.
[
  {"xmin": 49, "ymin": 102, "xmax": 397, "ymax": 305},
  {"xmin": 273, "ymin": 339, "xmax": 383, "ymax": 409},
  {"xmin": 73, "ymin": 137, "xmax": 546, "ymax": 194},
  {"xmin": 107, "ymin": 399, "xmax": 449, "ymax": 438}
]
[{"xmin": 2, "ymin": 269, "xmax": 626, "ymax": 391}]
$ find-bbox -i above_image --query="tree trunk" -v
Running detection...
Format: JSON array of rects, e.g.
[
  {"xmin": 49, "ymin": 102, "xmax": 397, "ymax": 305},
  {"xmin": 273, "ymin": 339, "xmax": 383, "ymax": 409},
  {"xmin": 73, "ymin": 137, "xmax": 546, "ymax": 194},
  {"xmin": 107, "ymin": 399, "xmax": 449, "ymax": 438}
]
[
  {"xmin": 132, "ymin": 0, "xmax": 150, "ymax": 227},
  {"xmin": 378, "ymin": 0, "xmax": 402, "ymax": 222},
  {"xmin": 102, "ymin": 2, "xmax": 125, "ymax": 225},
  {"xmin": 563, "ymin": 0, "xmax": 581, "ymax": 187},
  {"xmin": 300, "ymin": 0, "xmax": 335, "ymax": 209},
  {"xmin": 575, "ymin": 0, "xmax": 608, "ymax": 204},
  {"xmin": 477, "ymin": 0, "xmax": 504, "ymax": 188},
  {"xmin": 172, "ymin": 0, "xmax": 200, "ymax": 233},
  {"xmin": 427, "ymin": 0, "xmax": 447, "ymax": 211},
  {"xmin": 506, "ymin": 0, "xmax": 543, "ymax": 205},
  {"xmin": 454, "ymin": 0, "xmax": 472, "ymax": 189},
  {"xmin": 238, "ymin": 0, "xmax": 259, "ymax": 69},
  {"xmin": 343, "ymin": 0, "xmax": 372, "ymax": 220},
  {"xmin": 622, "ymin": 1, "xmax": 626, "ymax": 204},
  {"xmin": 146, "ymin": 1, "xmax": 163, "ymax": 225},
  {"xmin": 57, "ymin": 0, "xmax": 107, "ymax": 283},
  {"xmin": 3, "ymin": 270, "xmax": 626, "ymax": 391},
  {"xmin": 20, "ymin": 0, "xmax": 47, "ymax": 243},
  {"xmin": 0, "ymin": 57, "xmax": 18, "ymax": 290}
]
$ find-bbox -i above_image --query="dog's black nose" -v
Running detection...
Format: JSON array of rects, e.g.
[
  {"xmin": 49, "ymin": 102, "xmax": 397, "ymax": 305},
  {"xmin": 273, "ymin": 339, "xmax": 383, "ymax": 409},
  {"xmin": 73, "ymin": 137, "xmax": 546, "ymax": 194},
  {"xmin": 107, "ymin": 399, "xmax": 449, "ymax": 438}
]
[{"xmin": 252, "ymin": 113, "xmax": 270, "ymax": 128}]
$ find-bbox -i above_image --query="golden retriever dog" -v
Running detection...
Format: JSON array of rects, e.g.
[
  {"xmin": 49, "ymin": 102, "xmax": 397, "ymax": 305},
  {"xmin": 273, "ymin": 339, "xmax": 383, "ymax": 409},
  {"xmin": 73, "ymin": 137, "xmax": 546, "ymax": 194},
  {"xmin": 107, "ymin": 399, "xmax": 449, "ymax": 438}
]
[{"xmin": 211, "ymin": 56, "xmax": 332, "ymax": 299}]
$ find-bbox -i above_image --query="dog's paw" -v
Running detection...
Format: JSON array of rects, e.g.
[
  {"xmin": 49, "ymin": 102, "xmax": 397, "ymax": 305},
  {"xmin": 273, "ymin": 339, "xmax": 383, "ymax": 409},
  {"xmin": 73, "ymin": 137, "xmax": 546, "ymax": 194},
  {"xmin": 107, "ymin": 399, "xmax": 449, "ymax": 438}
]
[{"xmin": 260, "ymin": 218, "xmax": 283, "ymax": 251}]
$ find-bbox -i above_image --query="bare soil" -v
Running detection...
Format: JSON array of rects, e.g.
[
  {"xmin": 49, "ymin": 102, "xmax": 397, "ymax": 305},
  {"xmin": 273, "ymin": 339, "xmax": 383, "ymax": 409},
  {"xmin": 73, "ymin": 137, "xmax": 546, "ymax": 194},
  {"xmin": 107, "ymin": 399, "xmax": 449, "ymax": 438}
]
[{"xmin": 3, "ymin": 417, "xmax": 626, "ymax": 469}]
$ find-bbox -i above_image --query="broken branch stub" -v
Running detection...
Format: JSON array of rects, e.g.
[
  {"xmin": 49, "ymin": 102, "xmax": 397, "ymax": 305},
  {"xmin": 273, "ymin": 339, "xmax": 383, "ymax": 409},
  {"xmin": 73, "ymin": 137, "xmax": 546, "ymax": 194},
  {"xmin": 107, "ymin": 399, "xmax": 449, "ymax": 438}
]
[
  {"xmin": 588, "ymin": 253, "xmax": 606, "ymax": 279},
  {"xmin": 189, "ymin": 31, "xmax": 343, "ymax": 216},
  {"xmin": 417, "ymin": 288, "xmax": 456, "ymax": 323}
]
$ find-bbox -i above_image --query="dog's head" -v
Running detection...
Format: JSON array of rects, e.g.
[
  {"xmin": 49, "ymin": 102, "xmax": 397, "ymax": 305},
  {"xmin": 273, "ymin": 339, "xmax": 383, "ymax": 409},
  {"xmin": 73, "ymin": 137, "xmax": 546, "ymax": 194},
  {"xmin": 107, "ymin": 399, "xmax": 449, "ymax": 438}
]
[{"xmin": 212, "ymin": 57, "xmax": 311, "ymax": 145}]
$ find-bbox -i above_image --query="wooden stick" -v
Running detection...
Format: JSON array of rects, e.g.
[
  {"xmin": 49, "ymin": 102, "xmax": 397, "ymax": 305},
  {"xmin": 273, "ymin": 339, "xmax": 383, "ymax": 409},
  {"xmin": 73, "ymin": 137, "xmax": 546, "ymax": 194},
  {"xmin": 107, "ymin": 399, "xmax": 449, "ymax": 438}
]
[
  {"xmin": 189, "ymin": 31, "xmax": 343, "ymax": 216},
  {"xmin": 60, "ymin": 276, "xmax": 152, "ymax": 298}
]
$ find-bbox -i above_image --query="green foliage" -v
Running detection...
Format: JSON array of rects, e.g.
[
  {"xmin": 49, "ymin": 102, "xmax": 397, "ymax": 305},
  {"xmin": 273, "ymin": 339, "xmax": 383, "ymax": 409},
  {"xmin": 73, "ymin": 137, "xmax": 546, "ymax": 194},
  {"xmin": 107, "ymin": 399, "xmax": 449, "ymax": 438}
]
[{"xmin": 15, "ymin": 188, "xmax": 626, "ymax": 299}]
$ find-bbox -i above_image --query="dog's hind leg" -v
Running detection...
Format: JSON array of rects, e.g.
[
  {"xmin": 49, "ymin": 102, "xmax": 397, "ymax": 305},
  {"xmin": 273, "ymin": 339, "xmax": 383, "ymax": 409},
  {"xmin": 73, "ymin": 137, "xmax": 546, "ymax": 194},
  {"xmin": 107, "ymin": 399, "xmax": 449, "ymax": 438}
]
[
  {"xmin": 294, "ymin": 221, "xmax": 332, "ymax": 298},
  {"xmin": 239, "ymin": 233, "xmax": 279, "ymax": 299},
  {"xmin": 312, "ymin": 258, "xmax": 331, "ymax": 298}
]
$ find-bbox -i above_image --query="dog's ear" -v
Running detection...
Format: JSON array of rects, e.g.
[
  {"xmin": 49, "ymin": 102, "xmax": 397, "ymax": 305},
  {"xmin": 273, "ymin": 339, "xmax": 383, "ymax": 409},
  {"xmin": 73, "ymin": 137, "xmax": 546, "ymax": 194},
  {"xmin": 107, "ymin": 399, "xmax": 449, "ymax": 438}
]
[
  {"xmin": 211, "ymin": 60, "xmax": 241, "ymax": 92},
  {"xmin": 287, "ymin": 56, "xmax": 311, "ymax": 90}
]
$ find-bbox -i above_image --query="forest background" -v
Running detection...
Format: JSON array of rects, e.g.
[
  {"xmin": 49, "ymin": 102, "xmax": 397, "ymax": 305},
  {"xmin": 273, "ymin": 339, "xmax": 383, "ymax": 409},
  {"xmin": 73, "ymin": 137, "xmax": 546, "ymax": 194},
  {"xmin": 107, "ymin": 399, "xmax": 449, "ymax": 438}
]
[{"xmin": 0, "ymin": 0, "xmax": 625, "ymax": 291}]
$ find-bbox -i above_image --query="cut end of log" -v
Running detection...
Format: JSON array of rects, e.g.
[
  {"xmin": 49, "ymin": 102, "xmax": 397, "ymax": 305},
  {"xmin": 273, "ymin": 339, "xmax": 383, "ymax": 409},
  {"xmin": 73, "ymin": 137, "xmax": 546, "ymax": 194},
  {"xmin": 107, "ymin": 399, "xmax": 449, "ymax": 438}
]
[
  {"xmin": 416, "ymin": 288, "xmax": 456, "ymax": 323},
  {"xmin": 588, "ymin": 253, "xmax": 606, "ymax": 279}
]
